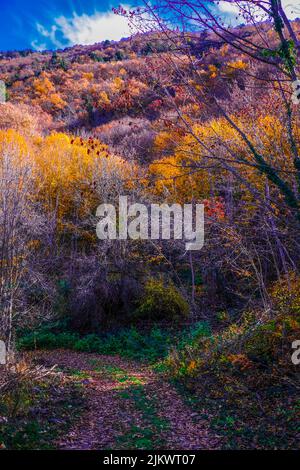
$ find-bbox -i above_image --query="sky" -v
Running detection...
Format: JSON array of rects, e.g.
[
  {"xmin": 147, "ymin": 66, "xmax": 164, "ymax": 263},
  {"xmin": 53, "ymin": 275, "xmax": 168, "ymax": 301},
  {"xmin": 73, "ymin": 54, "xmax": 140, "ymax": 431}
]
[
  {"xmin": 0, "ymin": 1, "xmax": 299, "ymax": 52},
  {"xmin": 0, "ymin": 0, "xmax": 138, "ymax": 51}
]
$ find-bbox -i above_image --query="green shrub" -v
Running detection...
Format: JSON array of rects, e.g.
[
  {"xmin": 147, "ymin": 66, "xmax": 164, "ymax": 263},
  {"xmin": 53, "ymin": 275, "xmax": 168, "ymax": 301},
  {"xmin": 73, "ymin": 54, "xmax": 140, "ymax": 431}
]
[
  {"xmin": 134, "ymin": 278, "xmax": 189, "ymax": 321},
  {"xmin": 270, "ymin": 272, "xmax": 300, "ymax": 318},
  {"xmin": 97, "ymin": 327, "xmax": 172, "ymax": 362},
  {"xmin": 18, "ymin": 331, "xmax": 79, "ymax": 350},
  {"xmin": 54, "ymin": 279, "xmax": 71, "ymax": 317},
  {"xmin": 176, "ymin": 321, "xmax": 211, "ymax": 350},
  {"xmin": 17, "ymin": 322, "xmax": 211, "ymax": 363},
  {"xmin": 74, "ymin": 334, "xmax": 102, "ymax": 353}
]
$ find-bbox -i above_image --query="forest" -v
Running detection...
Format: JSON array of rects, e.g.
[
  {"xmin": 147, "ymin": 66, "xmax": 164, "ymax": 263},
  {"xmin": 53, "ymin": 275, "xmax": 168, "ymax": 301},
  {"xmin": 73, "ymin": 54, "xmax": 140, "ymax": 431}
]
[{"xmin": 0, "ymin": 0, "xmax": 299, "ymax": 453}]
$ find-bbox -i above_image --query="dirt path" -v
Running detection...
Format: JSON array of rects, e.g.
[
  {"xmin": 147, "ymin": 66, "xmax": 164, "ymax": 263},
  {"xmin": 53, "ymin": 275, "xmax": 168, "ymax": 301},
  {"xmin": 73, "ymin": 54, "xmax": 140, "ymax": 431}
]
[{"xmin": 31, "ymin": 350, "xmax": 219, "ymax": 450}]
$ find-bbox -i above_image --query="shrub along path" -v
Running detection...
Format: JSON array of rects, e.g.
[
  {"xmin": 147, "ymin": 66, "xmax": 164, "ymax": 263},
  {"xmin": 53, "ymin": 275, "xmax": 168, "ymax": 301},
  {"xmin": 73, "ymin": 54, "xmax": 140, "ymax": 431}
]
[{"xmin": 30, "ymin": 350, "xmax": 219, "ymax": 450}]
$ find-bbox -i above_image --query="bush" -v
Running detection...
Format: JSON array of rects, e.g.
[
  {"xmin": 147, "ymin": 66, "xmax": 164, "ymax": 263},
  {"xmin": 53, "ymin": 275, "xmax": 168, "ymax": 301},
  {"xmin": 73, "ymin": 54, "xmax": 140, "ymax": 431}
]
[
  {"xmin": 18, "ymin": 322, "xmax": 210, "ymax": 363},
  {"xmin": 176, "ymin": 321, "xmax": 211, "ymax": 351},
  {"xmin": 164, "ymin": 302, "xmax": 300, "ymax": 383},
  {"xmin": 162, "ymin": 302, "xmax": 300, "ymax": 450},
  {"xmin": 270, "ymin": 272, "xmax": 300, "ymax": 318},
  {"xmin": 74, "ymin": 334, "xmax": 102, "ymax": 353},
  {"xmin": 134, "ymin": 278, "xmax": 189, "ymax": 321},
  {"xmin": 164, "ymin": 275, "xmax": 300, "ymax": 377},
  {"xmin": 18, "ymin": 331, "xmax": 79, "ymax": 350}
]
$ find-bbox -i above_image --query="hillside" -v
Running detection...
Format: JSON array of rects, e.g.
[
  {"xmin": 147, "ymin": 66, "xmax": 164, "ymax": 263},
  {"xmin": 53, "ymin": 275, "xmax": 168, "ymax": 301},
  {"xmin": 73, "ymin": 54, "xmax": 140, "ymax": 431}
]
[
  {"xmin": 0, "ymin": 3, "xmax": 300, "ymax": 454},
  {"xmin": 2, "ymin": 22, "xmax": 299, "ymax": 140}
]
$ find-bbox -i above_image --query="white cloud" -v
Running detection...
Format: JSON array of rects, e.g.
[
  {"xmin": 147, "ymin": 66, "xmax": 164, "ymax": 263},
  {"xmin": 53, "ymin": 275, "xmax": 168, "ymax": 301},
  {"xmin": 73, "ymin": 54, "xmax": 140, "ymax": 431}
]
[
  {"xmin": 32, "ymin": 7, "xmax": 134, "ymax": 50},
  {"xmin": 282, "ymin": 0, "xmax": 300, "ymax": 19},
  {"xmin": 35, "ymin": 23, "xmax": 64, "ymax": 49},
  {"xmin": 32, "ymin": 2, "xmax": 300, "ymax": 51},
  {"xmin": 56, "ymin": 10, "xmax": 133, "ymax": 45},
  {"xmin": 219, "ymin": 1, "xmax": 300, "ymax": 19},
  {"xmin": 31, "ymin": 40, "xmax": 47, "ymax": 51},
  {"xmin": 218, "ymin": 2, "xmax": 240, "ymax": 16}
]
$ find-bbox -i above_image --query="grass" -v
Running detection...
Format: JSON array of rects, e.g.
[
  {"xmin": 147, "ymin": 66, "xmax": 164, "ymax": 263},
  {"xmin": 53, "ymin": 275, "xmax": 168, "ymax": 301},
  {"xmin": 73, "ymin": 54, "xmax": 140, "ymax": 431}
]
[
  {"xmin": 66, "ymin": 369, "xmax": 91, "ymax": 379},
  {"xmin": 11, "ymin": 309, "xmax": 300, "ymax": 450},
  {"xmin": 116, "ymin": 385, "xmax": 169, "ymax": 449},
  {"xmin": 13, "ymin": 320, "xmax": 212, "ymax": 450},
  {"xmin": 173, "ymin": 379, "xmax": 300, "ymax": 449},
  {"xmin": 90, "ymin": 362, "xmax": 145, "ymax": 386},
  {"xmin": 17, "ymin": 321, "xmax": 211, "ymax": 363},
  {"xmin": 0, "ymin": 377, "xmax": 85, "ymax": 449}
]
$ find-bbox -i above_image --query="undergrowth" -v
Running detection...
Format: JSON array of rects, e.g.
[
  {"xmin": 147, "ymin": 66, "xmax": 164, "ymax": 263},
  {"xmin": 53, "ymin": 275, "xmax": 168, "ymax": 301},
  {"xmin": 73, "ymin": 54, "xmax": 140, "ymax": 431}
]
[
  {"xmin": 0, "ymin": 372, "xmax": 85, "ymax": 449},
  {"xmin": 161, "ymin": 275, "xmax": 300, "ymax": 449},
  {"xmin": 115, "ymin": 385, "xmax": 169, "ymax": 449},
  {"xmin": 17, "ymin": 321, "xmax": 211, "ymax": 363}
]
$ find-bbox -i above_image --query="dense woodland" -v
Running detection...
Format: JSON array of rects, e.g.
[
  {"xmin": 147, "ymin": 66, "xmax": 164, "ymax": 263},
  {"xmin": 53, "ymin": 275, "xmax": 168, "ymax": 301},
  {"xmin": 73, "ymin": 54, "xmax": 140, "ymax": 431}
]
[{"xmin": 0, "ymin": 0, "xmax": 300, "ymax": 450}]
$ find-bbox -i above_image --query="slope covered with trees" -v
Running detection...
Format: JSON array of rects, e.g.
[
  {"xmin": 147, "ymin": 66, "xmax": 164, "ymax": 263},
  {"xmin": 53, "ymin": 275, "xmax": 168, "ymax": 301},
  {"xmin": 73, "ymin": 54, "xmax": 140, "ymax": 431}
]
[{"xmin": 0, "ymin": 0, "xmax": 299, "ymax": 450}]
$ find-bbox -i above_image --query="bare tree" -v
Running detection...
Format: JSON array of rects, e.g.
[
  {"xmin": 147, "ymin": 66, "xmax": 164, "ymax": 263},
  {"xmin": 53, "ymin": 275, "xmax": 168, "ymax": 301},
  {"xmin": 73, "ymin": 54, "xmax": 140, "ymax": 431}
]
[
  {"xmin": 0, "ymin": 142, "xmax": 37, "ymax": 357},
  {"xmin": 118, "ymin": 0, "xmax": 300, "ymax": 219}
]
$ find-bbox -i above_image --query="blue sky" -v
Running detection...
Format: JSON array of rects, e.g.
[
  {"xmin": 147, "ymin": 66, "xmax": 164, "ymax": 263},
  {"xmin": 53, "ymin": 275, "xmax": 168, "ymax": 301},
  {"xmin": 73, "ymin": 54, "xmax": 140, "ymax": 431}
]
[
  {"xmin": 0, "ymin": 1, "xmax": 298, "ymax": 52},
  {"xmin": 0, "ymin": 0, "xmax": 139, "ymax": 51}
]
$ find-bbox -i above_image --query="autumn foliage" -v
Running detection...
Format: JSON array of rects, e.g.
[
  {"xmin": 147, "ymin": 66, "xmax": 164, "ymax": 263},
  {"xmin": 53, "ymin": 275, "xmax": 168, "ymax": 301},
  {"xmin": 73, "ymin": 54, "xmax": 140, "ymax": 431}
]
[{"xmin": 0, "ymin": 6, "xmax": 300, "ymax": 450}]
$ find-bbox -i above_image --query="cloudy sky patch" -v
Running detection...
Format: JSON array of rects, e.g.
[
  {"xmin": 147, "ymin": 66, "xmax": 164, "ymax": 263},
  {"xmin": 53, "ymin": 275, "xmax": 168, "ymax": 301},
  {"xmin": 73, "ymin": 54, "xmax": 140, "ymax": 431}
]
[
  {"xmin": 0, "ymin": 1, "xmax": 299, "ymax": 52},
  {"xmin": 32, "ymin": 8, "xmax": 134, "ymax": 50}
]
